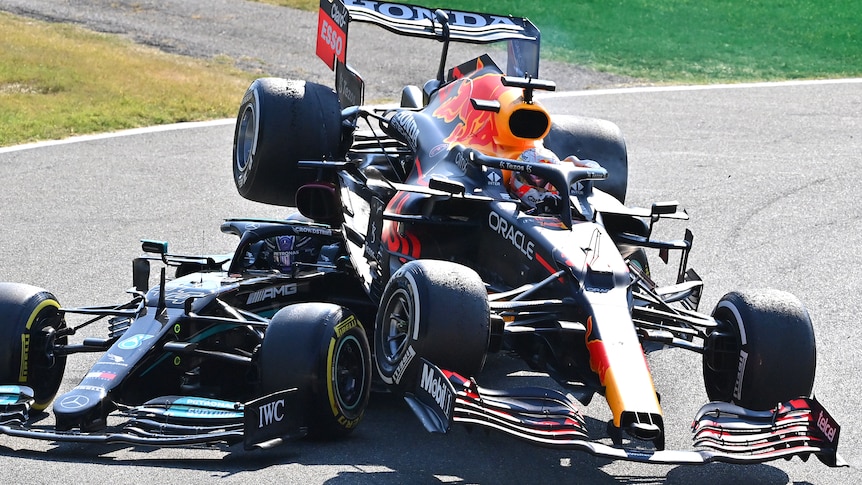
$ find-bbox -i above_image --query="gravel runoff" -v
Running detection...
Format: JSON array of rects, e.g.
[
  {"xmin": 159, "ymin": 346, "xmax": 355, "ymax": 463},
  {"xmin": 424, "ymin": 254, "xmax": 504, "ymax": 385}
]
[{"xmin": 0, "ymin": 0, "xmax": 638, "ymax": 102}]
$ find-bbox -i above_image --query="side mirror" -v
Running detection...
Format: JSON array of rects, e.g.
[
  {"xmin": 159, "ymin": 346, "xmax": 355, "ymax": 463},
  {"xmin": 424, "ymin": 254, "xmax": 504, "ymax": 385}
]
[
  {"xmin": 423, "ymin": 79, "xmax": 441, "ymax": 105},
  {"xmin": 141, "ymin": 239, "xmax": 168, "ymax": 254},
  {"xmin": 296, "ymin": 182, "xmax": 341, "ymax": 223},
  {"xmin": 651, "ymin": 201, "xmax": 679, "ymax": 216},
  {"xmin": 400, "ymin": 85, "xmax": 424, "ymax": 109},
  {"xmin": 132, "ymin": 257, "xmax": 150, "ymax": 292},
  {"xmin": 648, "ymin": 201, "xmax": 681, "ymax": 237},
  {"xmin": 429, "ymin": 176, "xmax": 466, "ymax": 196}
]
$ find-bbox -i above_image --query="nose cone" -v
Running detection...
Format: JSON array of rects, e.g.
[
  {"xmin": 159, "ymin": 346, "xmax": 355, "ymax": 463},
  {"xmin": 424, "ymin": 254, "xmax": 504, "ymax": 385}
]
[
  {"xmin": 628, "ymin": 421, "xmax": 663, "ymax": 441},
  {"xmin": 54, "ymin": 386, "xmax": 108, "ymax": 432}
]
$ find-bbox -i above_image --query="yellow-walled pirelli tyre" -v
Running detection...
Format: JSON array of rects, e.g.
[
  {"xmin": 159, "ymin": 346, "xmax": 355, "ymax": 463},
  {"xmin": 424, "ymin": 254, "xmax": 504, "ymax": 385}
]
[
  {"xmin": 258, "ymin": 303, "xmax": 371, "ymax": 439},
  {"xmin": 0, "ymin": 282, "xmax": 67, "ymax": 411}
]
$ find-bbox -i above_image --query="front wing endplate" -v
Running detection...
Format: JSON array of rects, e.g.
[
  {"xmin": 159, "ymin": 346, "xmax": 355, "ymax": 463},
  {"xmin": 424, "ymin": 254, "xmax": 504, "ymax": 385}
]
[{"xmin": 406, "ymin": 364, "xmax": 846, "ymax": 467}]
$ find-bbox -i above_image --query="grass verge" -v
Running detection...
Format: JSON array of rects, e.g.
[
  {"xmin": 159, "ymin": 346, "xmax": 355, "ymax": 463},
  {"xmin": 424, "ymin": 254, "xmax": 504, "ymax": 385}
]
[
  {"xmin": 270, "ymin": 0, "xmax": 861, "ymax": 83},
  {"xmin": 0, "ymin": 12, "xmax": 256, "ymax": 147}
]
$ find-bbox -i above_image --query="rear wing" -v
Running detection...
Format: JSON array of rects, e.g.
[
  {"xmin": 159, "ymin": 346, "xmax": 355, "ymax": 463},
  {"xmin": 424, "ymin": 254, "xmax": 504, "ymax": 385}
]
[
  {"xmin": 316, "ymin": 0, "xmax": 541, "ymax": 106},
  {"xmin": 344, "ymin": 1, "xmax": 539, "ymax": 44}
]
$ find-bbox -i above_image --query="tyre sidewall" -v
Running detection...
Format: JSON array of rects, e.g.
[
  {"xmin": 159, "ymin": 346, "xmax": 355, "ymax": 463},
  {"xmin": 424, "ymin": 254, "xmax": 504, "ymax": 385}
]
[
  {"xmin": 374, "ymin": 267, "xmax": 423, "ymax": 388},
  {"xmin": 0, "ymin": 282, "xmax": 67, "ymax": 411},
  {"xmin": 374, "ymin": 260, "xmax": 490, "ymax": 390},
  {"xmin": 259, "ymin": 303, "xmax": 371, "ymax": 439},
  {"xmin": 232, "ymin": 78, "xmax": 341, "ymax": 207},
  {"xmin": 233, "ymin": 85, "xmax": 261, "ymax": 196},
  {"xmin": 321, "ymin": 316, "xmax": 370, "ymax": 434},
  {"xmin": 707, "ymin": 291, "xmax": 816, "ymax": 410},
  {"xmin": 544, "ymin": 114, "xmax": 628, "ymax": 203}
]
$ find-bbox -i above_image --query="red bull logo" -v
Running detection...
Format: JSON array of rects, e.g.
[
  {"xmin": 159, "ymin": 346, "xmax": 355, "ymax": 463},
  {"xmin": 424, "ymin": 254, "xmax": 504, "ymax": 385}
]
[
  {"xmin": 432, "ymin": 71, "xmax": 509, "ymax": 151},
  {"xmin": 585, "ymin": 316, "xmax": 610, "ymax": 385},
  {"xmin": 585, "ymin": 313, "xmax": 663, "ymax": 427}
]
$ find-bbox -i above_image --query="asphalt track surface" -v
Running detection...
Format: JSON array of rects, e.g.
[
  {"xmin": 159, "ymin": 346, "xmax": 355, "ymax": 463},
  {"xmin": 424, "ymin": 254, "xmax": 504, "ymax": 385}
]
[
  {"xmin": 1, "ymin": 1, "xmax": 861, "ymax": 484},
  {"xmin": 0, "ymin": 79, "xmax": 860, "ymax": 484}
]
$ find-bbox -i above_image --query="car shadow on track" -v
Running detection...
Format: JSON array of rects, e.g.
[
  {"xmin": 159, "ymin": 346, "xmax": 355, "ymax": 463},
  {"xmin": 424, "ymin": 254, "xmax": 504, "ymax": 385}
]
[
  {"xmin": 0, "ymin": 393, "xmax": 618, "ymax": 483},
  {"xmin": 0, "ymin": 354, "xmax": 792, "ymax": 484},
  {"xmin": 0, "ymin": 395, "xmax": 791, "ymax": 485}
]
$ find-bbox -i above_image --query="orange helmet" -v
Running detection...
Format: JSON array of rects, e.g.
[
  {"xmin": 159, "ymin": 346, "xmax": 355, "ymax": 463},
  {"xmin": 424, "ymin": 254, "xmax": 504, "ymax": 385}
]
[{"xmin": 493, "ymin": 87, "xmax": 552, "ymax": 155}]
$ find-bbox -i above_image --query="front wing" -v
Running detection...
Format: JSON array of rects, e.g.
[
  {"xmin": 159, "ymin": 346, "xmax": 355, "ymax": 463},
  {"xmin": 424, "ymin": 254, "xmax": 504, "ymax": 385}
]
[
  {"xmin": 405, "ymin": 360, "xmax": 846, "ymax": 467},
  {"xmin": 0, "ymin": 386, "xmax": 304, "ymax": 450}
]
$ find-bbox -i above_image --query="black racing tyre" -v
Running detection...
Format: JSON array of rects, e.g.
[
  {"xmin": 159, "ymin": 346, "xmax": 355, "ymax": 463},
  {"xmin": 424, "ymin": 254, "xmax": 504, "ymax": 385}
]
[
  {"xmin": 233, "ymin": 78, "xmax": 342, "ymax": 207},
  {"xmin": 703, "ymin": 290, "xmax": 816, "ymax": 410},
  {"xmin": 0, "ymin": 282, "xmax": 67, "ymax": 411},
  {"xmin": 374, "ymin": 260, "xmax": 490, "ymax": 390},
  {"xmin": 543, "ymin": 114, "xmax": 628, "ymax": 203},
  {"xmin": 258, "ymin": 303, "xmax": 371, "ymax": 439}
]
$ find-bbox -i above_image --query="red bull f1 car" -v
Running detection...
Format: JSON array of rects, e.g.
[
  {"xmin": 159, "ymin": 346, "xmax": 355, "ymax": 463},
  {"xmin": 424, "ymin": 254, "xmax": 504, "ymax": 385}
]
[{"xmin": 0, "ymin": 0, "xmax": 845, "ymax": 467}]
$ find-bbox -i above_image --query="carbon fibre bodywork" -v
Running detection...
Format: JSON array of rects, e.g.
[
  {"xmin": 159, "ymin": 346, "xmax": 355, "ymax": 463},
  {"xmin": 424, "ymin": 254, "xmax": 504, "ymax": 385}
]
[{"xmin": 0, "ymin": 220, "xmax": 374, "ymax": 448}]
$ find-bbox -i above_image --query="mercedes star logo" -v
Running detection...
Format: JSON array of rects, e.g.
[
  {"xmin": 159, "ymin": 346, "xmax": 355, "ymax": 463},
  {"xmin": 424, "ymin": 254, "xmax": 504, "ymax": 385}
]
[{"xmin": 59, "ymin": 394, "xmax": 91, "ymax": 409}]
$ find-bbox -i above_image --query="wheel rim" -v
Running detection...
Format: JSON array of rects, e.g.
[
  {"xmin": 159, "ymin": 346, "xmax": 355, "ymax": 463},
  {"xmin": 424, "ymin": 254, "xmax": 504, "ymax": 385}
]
[
  {"xmin": 27, "ymin": 305, "xmax": 67, "ymax": 410},
  {"xmin": 381, "ymin": 288, "xmax": 413, "ymax": 367},
  {"xmin": 333, "ymin": 335, "xmax": 366, "ymax": 412},
  {"xmin": 235, "ymin": 104, "xmax": 256, "ymax": 174},
  {"xmin": 703, "ymin": 310, "xmax": 741, "ymax": 401}
]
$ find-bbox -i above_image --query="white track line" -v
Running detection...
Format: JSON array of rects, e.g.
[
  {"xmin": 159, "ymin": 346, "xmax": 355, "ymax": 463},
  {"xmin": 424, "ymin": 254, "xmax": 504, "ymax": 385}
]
[
  {"xmin": 2, "ymin": 78, "xmax": 860, "ymax": 154},
  {"xmin": 537, "ymin": 77, "xmax": 862, "ymax": 99},
  {"xmin": 0, "ymin": 119, "xmax": 234, "ymax": 154}
]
